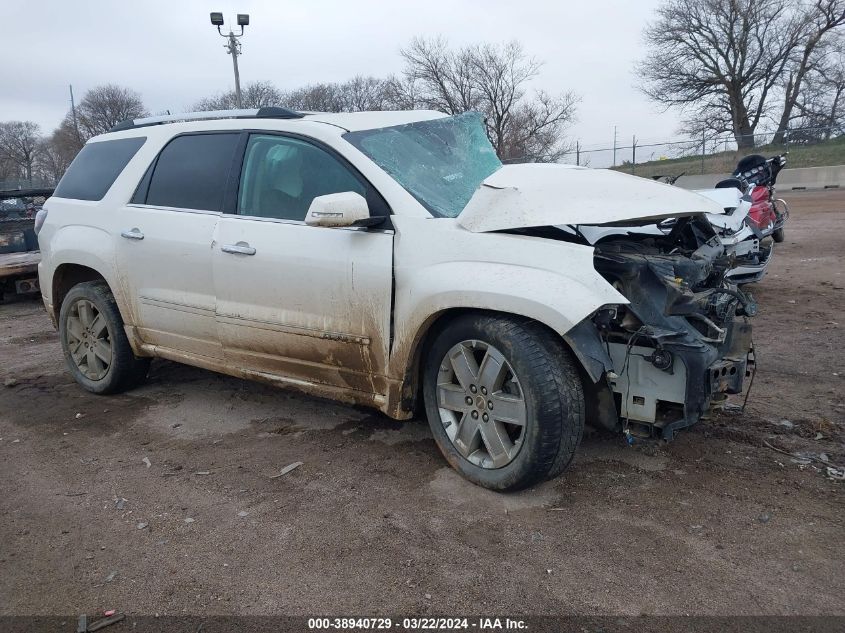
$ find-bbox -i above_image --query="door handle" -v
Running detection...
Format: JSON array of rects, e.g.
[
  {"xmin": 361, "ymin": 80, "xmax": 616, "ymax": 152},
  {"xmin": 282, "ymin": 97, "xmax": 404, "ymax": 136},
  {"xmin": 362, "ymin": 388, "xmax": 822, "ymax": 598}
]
[
  {"xmin": 221, "ymin": 242, "xmax": 256, "ymax": 256},
  {"xmin": 120, "ymin": 228, "xmax": 144, "ymax": 240}
]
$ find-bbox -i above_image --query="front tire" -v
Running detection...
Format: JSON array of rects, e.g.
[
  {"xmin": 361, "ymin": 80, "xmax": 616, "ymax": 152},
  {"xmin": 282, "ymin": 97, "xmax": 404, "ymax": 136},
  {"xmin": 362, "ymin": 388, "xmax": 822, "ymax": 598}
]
[
  {"xmin": 772, "ymin": 227, "xmax": 785, "ymax": 243},
  {"xmin": 422, "ymin": 314, "xmax": 585, "ymax": 491},
  {"xmin": 59, "ymin": 281, "xmax": 150, "ymax": 394}
]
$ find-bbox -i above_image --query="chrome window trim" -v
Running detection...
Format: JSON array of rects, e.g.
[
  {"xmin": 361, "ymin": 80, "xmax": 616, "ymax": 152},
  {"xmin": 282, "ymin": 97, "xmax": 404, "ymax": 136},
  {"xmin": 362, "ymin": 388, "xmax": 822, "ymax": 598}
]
[
  {"xmin": 126, "ymin": 203, "xmax": 223, "ymax": 217},
  {"xmin": 220, "ymin": 213, "xmax": 394, "ymax": 234}
]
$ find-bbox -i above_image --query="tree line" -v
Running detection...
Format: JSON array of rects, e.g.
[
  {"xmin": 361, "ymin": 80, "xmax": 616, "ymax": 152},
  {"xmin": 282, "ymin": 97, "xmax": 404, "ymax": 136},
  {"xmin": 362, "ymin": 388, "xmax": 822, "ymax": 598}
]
[
  {"xmin": 0, "ymin": 37, "xmax": 578, "ymax": 187},
  {"xmin": 638, "ymin": 0, "xmax": 845, "ymax": 147}
]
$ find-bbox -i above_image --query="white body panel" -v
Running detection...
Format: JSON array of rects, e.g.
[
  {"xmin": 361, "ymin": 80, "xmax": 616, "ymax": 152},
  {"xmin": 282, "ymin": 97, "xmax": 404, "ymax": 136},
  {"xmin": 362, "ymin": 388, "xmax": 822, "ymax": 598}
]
[
  {"xmin": 115, "ymin": 204, "xmax": 222, "ymax": 358},
  {"xmin": 387, "ymin": 216, "xmax": 627, "ymax": 389},
  {"xmin": 458, "ymin": 164, "xmax": 726, "ymax": 233},
  {"xmin": 36, "ymin": 198, "xmax": 119, "ymax": 301},
  {"xmin": 212, "ymin": 216, "xmax": 393, "ymax": 400}
]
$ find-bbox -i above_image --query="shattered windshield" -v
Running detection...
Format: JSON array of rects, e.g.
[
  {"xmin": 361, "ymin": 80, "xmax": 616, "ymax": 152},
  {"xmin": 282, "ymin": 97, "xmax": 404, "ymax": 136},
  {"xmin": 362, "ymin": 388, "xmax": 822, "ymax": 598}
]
[{"xmin": 343, "ymin": 112, "xmax": 502, "ymax": 218}]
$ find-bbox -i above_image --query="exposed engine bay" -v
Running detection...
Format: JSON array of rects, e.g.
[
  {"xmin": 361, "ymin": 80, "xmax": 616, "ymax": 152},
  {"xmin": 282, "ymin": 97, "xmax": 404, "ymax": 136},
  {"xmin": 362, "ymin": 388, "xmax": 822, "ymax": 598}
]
[{"xmin": 509, "ymin": 215, "xmax": 756, "ymax": 440}]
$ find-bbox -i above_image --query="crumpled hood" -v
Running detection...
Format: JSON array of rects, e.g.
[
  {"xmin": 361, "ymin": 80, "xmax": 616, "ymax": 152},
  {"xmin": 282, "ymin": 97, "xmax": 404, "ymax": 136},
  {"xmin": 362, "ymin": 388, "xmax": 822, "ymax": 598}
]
[{"xmin": 456, "ymin": 164, "xmax": 726, "ymax": 233}]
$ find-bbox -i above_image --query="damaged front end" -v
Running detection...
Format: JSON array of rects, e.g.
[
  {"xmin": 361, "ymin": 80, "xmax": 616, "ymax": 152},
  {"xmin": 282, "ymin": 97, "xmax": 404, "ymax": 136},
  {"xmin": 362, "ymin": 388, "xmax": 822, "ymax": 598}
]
[
  {"xmin": 586, "ymin": 215, "xmax": 756, "ymax": 439},
  {"xmin": 455, "ymin": 162, "xmax": 757, "ymax": 441}
]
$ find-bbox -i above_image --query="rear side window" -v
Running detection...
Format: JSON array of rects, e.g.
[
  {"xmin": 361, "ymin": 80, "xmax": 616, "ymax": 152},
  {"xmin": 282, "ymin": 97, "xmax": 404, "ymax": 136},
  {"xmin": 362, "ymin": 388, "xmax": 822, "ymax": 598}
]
[
  {"xmin": 143, "ymin": 133, "xmax": 240, "ymax": 212},
  {"xmin": 54, "ymin": 137, "xmax": 146, "ymax": 201}
]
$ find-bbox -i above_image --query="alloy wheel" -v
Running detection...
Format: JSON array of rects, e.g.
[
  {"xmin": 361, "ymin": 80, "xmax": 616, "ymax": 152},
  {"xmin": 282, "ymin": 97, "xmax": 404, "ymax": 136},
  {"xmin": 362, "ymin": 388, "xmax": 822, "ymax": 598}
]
[
  {"xmin": 436, "ymin": 340, "xmax": 527, "ymax": 469},
  {"xmin": 65, "ymin": 298, "xmax": 112, "ymax": 381}
]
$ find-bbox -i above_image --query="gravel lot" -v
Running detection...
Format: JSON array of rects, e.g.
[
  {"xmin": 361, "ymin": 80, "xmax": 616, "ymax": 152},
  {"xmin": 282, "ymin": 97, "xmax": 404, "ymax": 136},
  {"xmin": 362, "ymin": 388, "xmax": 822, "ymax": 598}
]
[{"xmin": 0, "ymin": 190, "xmax": 842, "ymax": 617}]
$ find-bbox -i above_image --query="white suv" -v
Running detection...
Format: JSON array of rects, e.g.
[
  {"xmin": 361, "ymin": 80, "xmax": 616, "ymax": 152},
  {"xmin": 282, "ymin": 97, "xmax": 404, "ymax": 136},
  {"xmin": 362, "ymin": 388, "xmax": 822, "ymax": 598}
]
[{"xmin": 37, "ymin": 107, "xmax": 755, "ymax": 490}]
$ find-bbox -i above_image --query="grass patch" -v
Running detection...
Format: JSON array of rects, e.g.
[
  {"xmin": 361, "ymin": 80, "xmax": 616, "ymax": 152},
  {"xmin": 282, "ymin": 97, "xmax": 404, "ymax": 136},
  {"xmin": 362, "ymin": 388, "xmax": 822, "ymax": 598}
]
[{"xmin": 615, "ymin": 135, "xmax": 845, "ymax": 179}]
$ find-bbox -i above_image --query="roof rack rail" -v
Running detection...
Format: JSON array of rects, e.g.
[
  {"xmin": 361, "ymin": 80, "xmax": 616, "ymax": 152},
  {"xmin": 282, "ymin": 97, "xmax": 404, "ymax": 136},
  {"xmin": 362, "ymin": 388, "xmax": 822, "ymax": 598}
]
[{"xmin": 109, "ymin": 107, "xmax": 304, "ymax": 132}]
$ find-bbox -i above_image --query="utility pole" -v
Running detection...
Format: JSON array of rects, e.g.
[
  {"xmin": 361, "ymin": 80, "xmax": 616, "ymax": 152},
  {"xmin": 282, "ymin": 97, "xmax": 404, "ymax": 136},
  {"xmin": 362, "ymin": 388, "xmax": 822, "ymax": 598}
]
[
  {"xmin": 69, "ymin": 84, "xmax": 81, "ymax": 146},
  {"xmin": 631, "ymin": 135, "xmax": 637, "ymax": 174},
  {"xmin": 210, "ymin": 12, "xmax": 249, "ymax": 109},
  {"xmin": 612, "ymin": 125, "xmax": 617, "ymax": 167}
]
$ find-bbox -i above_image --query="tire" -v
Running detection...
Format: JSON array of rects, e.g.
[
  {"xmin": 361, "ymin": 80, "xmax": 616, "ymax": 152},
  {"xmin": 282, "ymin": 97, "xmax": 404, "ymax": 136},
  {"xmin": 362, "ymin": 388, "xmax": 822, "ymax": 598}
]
[
  {"xmin": 772, "ymin": 227, "xmax": 785, "ymax": 243},
  {"xmin": 58, "ymin": 281, "xmax": 150, "ymax": 394},
  {"xmin": 422, "ymin": 314, "xmax": 585, "ymax": 491}
]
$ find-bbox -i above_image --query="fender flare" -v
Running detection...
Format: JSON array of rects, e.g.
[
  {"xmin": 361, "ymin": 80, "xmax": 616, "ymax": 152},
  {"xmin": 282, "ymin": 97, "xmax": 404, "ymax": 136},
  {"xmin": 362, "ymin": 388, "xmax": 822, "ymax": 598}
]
[{"xmin": 562, "ymin": 317, "xmax": 614, "ymax": 383}]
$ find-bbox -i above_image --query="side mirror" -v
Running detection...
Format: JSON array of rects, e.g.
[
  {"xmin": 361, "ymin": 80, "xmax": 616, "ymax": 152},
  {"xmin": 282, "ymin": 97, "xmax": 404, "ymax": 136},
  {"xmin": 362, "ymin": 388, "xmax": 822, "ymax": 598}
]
[{"xmin": 305, "ymin": 192, "xmax": 370, "ymax": 228}]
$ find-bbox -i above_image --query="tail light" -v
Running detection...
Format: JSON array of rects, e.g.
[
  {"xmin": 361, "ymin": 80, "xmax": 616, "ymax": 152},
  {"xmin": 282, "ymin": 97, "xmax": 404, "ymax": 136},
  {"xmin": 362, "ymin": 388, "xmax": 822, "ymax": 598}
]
[{"xmin": 34, "ymin": 207, "xmax": 48, "ymax": 235}]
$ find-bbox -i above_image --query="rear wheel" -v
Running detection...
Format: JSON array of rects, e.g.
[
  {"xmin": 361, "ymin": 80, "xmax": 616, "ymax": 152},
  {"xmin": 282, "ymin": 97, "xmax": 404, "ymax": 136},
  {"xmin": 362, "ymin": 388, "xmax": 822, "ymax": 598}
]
[
  {"xmin": 422, "ymin": 314, "xmax": 584, "ymax": 491},
  {"xmin": 59, "ymin": 281, "xmax": 150, "ymax": 394}
]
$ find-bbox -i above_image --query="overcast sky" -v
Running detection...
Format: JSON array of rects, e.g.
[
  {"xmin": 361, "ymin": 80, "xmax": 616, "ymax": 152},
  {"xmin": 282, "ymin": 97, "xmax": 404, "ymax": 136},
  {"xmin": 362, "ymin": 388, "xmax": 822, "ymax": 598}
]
[{"xmin": 4, "ymin": 0, "xmax": 680, "ymax": 156}]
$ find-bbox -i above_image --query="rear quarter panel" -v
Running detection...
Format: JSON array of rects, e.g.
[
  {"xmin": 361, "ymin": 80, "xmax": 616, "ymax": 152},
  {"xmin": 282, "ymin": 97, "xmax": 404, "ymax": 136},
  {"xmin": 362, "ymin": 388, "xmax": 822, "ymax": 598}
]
[{"xmin": 37, "ymin": 198, "xmax": 118, "ymax": 309}]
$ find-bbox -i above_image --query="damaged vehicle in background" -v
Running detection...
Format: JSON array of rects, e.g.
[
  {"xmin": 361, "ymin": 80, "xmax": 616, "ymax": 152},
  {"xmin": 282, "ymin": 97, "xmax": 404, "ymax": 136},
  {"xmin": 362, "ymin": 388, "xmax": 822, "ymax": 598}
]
[
  {"xmin": 37, "ymin": 109, "xmax": 755, "ymax": 491},
  {"xmin": 648, "ymin": 153, "xmax": 790, "ymax": 286}
]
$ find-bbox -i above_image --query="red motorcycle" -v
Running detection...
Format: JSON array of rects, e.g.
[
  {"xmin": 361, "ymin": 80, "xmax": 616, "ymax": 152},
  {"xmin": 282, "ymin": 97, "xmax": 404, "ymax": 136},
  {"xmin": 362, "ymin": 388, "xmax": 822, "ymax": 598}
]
[{"xmin": 732, "ymin": 154, "xmax": 788, "ymax": 243}]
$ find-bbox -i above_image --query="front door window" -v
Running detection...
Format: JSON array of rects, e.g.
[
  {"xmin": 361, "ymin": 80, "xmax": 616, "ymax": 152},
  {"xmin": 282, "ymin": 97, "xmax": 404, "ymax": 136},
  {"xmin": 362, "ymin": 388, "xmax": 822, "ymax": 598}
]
[{"xmin": 237, "ymin": 135, "xmax": 367, "ymax": 221}]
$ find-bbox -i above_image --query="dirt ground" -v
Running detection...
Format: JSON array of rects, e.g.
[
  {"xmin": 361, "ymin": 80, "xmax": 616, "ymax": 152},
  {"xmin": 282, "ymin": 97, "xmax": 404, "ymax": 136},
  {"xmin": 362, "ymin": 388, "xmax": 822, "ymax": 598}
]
[{"xmin": 0, "ymin": 190, "xmax": 842, "ymax": 617}]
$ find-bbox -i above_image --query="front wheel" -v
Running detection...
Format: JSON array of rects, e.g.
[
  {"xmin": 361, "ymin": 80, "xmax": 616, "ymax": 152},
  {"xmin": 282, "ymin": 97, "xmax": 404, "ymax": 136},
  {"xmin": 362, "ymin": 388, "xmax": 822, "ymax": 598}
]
[
  {"xmin": 772, "ymin": 227, "xmax": 785, "ymax": 243},
  {"xmin": 59, "ymin": 281, "xmax": 150, "ymax": 394},
  {"xmin": 422, "ymin": 314, "xmax": 585, "ymax": 491}
]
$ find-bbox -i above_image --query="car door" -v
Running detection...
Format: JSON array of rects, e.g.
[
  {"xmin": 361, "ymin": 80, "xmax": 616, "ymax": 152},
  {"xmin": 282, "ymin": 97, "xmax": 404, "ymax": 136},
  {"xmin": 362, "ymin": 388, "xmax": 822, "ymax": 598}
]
[
  {"xmin": 212, "ymin": 132, "xmax": 394, "ymax": 396},
  {"xmin": 115, "ymin": 132, "xmax": 241, "ymax": 359}
]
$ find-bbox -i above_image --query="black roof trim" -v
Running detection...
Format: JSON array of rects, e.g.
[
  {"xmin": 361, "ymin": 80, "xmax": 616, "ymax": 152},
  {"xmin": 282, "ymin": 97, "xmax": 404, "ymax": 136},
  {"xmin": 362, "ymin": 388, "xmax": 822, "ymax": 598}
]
[{"xmin": 108, "ymin": 107, "xmax": 305, "ymax": 133}]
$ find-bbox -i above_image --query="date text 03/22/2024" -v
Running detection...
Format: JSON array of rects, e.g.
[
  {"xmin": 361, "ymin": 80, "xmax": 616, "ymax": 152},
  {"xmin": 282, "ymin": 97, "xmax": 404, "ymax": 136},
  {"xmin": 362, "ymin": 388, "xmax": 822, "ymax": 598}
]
[{"xmin": 307, "ymin": 618, "xmax": 528, "ymax": 630}]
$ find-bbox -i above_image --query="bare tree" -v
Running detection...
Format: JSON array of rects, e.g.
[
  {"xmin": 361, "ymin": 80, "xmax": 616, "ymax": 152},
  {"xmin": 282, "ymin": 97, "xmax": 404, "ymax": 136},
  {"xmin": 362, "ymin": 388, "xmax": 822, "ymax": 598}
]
[
  {"xmin": 500, "ymin": 91, "xmax": 581, "ymax": 162},
  {"xmin": 383, "ymin": 74, "xmax": 422, "ymax": 111},
  {"xmin": 398, "ymin": 37, "xmax": 579, "ymax": 162},
  {"xmin": 194, "ymin": 80, "xmax": 284, "ymax": 111},
  {"xmin": 283, "ymin": 82, "xmax": 346, "ymax": 112},
  {"xmin": 0, "ymin": 157, "xmax": 16, "ymax": 184},
  {"xmin": 337, "ymin": 76, "xmax": 394, "ymax": 111},
  {"xmin": 773, "ymin": 0, "xmax": 845, "ymax": 142},
  {"xmin": 283, "ymin": 76, "xmax": 394, "ymax": 112},
  {"xmin": 35, "ymin": 131, "xmax": 78, "ymax": 184},
  {"xmin": 792, "ymin": 32, "xmax": 845, "ymax": 137},
  {"xmin": 76, "ymin": 84, "xmax": 148, "ymax": 138},
  {"xmin": 0, "ymin": 121, "xmax": 41, "ymax": 183},
  {"xmin": 638, "ymin": 0, "xmax": 800, "ymax": 148},
  {"xmin": 399, "ymin": 37, "xmax": 481, "ymax": 114},
  {"xmin": 52, "ymin": 114, "xmax": 85, "ymax": 155},
  {"xmin": 639, "ymin": 0, "xmax": 845, "ymax": 147}
]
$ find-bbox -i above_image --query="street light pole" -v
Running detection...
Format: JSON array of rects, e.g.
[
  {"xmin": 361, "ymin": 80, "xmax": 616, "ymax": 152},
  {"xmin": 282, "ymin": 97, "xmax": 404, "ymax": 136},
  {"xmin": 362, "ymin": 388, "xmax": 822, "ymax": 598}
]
[
  {"xmin": 225, "ymin": 32, "xmax": 243, "ymax": 108},
  {"xmin": 210, "ymin": 12, "xmax": 249, "ymax": 109}
]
